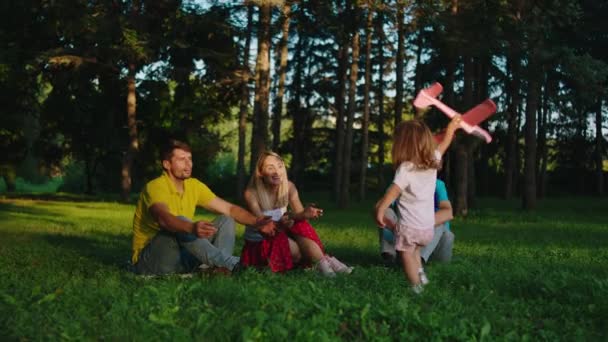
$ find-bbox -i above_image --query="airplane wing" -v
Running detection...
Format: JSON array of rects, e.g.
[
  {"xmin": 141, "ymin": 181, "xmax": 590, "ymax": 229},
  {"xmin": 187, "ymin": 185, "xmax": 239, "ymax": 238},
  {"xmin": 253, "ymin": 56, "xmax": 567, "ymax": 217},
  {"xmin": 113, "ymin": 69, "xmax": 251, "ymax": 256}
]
[{"xmin": 461, "ymin": 99, "xmax": 497, "ymax": 126}]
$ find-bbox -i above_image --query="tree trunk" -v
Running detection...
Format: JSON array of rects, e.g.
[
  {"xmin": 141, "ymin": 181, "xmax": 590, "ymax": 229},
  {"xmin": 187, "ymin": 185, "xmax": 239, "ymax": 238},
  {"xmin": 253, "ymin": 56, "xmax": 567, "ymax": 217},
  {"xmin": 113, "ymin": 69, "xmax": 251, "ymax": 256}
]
[
  {"xmin": 537, "ymin": 79, "xmax": 548, "ymax": 198},
  {"xmin": 339, "ymin": 29, "xmax": 360, "ymax": 208},
  {"xmin": 376, "ymin": 8, "xmax": 386, "ymax": 188},
  {"xmin": 461, "ymin": 56, "xmax": 474, "ymax": 211},
  {"xmin": 522, "ymin": 48, "xmax": 541, "ymax": 210},
  {"xmin": 394, "ymin": 1, "xmax": 405, "ymax": 127},
  {"xmin": 476, "ymin": 56, "xmax": 490, "ymax": 197},
  {"xmin": 333, "ymin": 35, "xmax": 349, "ymax": 201},
  {"xmin": 504, "ymin": 53, "xmax": 521, "ymax": 199},
  {"xmin": 290, "ymin": 33, "xmax": 306, "ymax": 184},
  {"xmin": 467, "ymin": 148, "xmax": 476, "ymax": 208},
  {"xmin": 442, "ymin": 1, "xmax": 457, "ymax": 191},
  {"xmin": 250, "ymin": 2, "xmax": 271, "ymax": 172},
  {"xmin": 454, "ymin": 143, "xmax": 468, "ymax": 216},
  {"xmin": 237, "ymin": 5, "xmax": 254, "ymax": 197},
  {"xmin": 413, "ymin": 26, "xmax": 424, "ymax": 96},
  {"xmin": 121, "ymin": 64, "xmax": 139, "ymax": 202},
  {"xmin": 272, "ymin": 1, "xmax": 291, "ymax": 151},
  {"xmin": 359, "ymin": 5, "xmax": 374, "ymax": 200},
  {"xmin": 596, "ymin": 99, "xmax": 604, "ymax": 196},
  {"xmin": 2, "ymin": 167, "xmax": 17, "ymax": 192},
  {"xmin": 85, "ymin": 154, "xmax": 94, "ymax": 195}
]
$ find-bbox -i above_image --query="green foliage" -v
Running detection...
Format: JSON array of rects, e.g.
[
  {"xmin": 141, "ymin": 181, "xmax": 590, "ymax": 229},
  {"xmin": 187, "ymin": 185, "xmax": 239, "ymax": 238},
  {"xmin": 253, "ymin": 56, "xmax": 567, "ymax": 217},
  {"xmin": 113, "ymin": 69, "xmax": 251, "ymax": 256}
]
[
  {"xmin": 0, "ymin": 176, "xmax": 62, "ymax": 193},
  {"xmin": 204, "ymin": 152, "xmax": 237, "ymax": 194},
  {"xmin": 0, "ymin": 196, "xmax": 607, "ymax": 339}
]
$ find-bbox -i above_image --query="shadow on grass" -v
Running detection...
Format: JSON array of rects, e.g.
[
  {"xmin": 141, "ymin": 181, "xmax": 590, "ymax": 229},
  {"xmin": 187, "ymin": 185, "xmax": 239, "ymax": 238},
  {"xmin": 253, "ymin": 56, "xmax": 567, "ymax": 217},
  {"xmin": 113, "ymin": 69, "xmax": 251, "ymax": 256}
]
[
  {"xmin": 457, "ymin": 222, "xmax": 608, "ymax": 250},
  {"xmin": 0, "ymin": 201, "xmax": 85, "ymax": 233},
  {"xmin": 43, "ymin": 232, "xmax": 131, "ymax": 269},
  {"xmin": 1, "ymin": 229, "xmax": 131, "ymax": 270},
  {"xmin": 1, "ymin": 201, "xmax": 131, "ymax": 270}
]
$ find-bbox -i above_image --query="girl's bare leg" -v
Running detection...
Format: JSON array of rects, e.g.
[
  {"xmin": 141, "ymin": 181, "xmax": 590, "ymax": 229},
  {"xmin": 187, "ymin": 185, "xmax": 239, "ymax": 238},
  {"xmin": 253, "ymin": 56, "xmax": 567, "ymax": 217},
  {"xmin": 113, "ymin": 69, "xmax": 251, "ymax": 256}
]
[
  {"xmin": 414, "ymin": 246, "xmax": 422, "ymax": 273},
  {"xmin": 400, "ymin": 249, "xmax": 421, "ymax": 285}
]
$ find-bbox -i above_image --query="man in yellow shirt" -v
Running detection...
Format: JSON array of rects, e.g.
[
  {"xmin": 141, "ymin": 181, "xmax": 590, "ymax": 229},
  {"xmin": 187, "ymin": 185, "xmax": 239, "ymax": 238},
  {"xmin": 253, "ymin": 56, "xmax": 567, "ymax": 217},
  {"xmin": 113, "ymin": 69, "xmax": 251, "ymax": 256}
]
[{"xmin": 132, "ymin": 139, "xmax": 275, "ymax": 275}]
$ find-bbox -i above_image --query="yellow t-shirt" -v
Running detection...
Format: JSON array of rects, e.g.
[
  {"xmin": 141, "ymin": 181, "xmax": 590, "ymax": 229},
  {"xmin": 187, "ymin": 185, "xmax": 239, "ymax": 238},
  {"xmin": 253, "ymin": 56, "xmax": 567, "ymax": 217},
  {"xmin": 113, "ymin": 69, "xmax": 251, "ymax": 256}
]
[{"xmin": 131, "ymin": 172, "xmax": 216, "ymax": 264}]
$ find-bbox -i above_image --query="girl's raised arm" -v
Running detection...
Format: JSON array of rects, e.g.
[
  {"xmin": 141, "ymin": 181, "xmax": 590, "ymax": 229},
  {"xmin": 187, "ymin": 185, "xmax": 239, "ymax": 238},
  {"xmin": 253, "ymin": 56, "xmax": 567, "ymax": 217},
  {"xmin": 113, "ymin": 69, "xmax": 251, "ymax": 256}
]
[{"xmin": 437, "ymin": 115, "xmax": 462, "ymax": 156}]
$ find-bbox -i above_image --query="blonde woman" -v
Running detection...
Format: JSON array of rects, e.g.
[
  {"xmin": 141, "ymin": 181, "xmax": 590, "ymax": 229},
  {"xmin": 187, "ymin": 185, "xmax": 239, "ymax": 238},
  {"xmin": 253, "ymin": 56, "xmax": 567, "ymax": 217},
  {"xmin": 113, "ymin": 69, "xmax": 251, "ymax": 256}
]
[{"xmin": 240, "ymin": 151, "xmax": 352, "ymax": 276}]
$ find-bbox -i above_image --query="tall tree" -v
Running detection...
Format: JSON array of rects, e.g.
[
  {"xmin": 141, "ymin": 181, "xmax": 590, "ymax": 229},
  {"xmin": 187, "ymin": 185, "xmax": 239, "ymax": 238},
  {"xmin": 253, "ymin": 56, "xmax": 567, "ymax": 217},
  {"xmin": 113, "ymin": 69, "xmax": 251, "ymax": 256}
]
[
  {"xmin": 359, "ymin": 2, "xmax": 374, "ymax": 200},
  {"xmin": 250, "ymin": 1, "xmax": 273, "ymax": 171},
  {"xmin": 394, "ymin": 0, "xmax": 406, "ymax": 127},
  {"xmin": 237, "ymin": 4, "xmax": 254, "ymax": 197},
  {"xmin": 271, "ymin": 0, "xmax": 292, "ymax": 151},
  {"xmin": 290, "ymin": 32, "xmax": 306, "ymax": 184},
  {"xmin": 537, "ymin": 79, "xmax": 551, "ymax": 198},
  {"xmin": 333, "ymin": 7, "xmax": 351, "ymax": 201},
  {"xmin": 522, "ymin": 45, "xmax": 542, "ymax": 210},
  {"xmin": 504, "ymin": 50, "xmax": 522, "ymax": 199},
  {"xmin": 595, "ymin": 100, "xmax": 604, "ymax": 196},
  {"xmin": 375, "ymin": 4, "xmax": 387, "ymax": 189},
  {"xmin": 120, "ymin": 0, "xmax": 146, "ymax": 201},
  {"xmin": 339, "ymin": 23, "xmax": 360, "ymax": 208},
  {"xmin": 502, "ymin": 0, "xmax": 524, "ymax": 199}
]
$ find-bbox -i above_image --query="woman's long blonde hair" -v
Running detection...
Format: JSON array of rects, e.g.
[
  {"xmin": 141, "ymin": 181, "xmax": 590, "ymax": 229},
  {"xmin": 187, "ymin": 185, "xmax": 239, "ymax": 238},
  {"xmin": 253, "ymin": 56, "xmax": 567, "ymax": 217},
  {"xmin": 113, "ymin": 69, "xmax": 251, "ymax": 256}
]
[
  {"xmin": 391, "ymin": 120, "xmax": 440, "ymax": 170},
  {"xmin": 247, "ymin": 151, "xmax": 290, "ymax": 211}
]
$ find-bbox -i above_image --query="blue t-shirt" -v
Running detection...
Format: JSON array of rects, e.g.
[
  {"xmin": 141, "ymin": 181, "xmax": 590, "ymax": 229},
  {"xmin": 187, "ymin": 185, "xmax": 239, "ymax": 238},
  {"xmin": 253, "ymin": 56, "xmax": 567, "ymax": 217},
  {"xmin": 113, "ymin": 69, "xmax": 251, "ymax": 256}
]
[{"xmin": 434, "ymin": 179, "xmax": 450, "ymax": 231}]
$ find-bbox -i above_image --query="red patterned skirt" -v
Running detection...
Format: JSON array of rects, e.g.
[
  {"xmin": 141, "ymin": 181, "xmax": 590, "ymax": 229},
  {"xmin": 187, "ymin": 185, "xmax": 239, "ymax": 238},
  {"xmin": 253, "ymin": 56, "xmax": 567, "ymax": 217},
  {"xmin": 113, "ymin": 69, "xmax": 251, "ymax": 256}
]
[{"xmin": 240, "ymin": 220, "xmax": 324, "ymax": 272}]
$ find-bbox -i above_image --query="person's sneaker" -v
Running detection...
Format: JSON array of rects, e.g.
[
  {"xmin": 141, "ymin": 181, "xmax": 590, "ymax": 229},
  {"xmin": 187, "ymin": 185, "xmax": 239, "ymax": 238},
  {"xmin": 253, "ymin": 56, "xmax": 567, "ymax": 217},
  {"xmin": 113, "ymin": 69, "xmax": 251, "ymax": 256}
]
[
  {"xmin": 315, "ymin": 256, "xmax": 336, "ymax": 278},
  {"xmin": 327, "ymin": 255, "xmax": 353, "ymax": 274},
  {"xmin": 198, "ymin": 263, "xmax": 212, "ymax": 272},
  {"xmin": 230, "ymin": 261, "xmax": 244, "ymax": 275},
  {"xmin": 412, "ymin": 284, "xmax": 424, "ymax": 294},
  {"xmin": 419, "ymin": 269, "xmax": 429, "ymax": 285}
]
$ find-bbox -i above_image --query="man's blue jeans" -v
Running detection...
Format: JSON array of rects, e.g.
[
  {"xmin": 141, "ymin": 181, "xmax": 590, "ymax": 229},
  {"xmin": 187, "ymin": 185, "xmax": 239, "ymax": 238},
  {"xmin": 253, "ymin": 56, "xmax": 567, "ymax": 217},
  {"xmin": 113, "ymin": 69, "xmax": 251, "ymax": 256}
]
[{"xmin": 134, "ymin": 215, "xmax": 239, "ymax": 275}]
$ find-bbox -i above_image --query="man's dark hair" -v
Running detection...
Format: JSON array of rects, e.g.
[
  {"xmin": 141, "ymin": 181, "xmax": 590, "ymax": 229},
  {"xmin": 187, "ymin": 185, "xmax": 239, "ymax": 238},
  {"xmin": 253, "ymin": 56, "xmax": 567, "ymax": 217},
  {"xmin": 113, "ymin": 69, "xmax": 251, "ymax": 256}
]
[{"xmin": 161, "ymin": 139, "xmax": 192, "ymax": 161}]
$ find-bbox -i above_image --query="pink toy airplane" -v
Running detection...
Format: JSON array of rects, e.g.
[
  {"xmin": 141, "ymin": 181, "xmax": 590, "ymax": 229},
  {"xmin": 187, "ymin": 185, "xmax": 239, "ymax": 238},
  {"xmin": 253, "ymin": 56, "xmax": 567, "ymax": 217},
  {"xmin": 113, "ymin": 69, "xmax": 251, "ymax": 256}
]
[{"xmin": 413, "ymin": 82, "xmax": 496, "ymax": 143}]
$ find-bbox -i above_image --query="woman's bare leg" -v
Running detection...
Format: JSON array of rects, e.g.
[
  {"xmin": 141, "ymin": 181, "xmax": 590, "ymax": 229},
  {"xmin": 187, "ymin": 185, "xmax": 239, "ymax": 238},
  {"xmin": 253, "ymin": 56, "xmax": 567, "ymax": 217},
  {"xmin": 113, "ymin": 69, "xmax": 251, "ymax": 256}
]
[
  {"xmin": 293, "ymin": 236, "xmax": 324, "ymax": 262},
  {"xmin": 288, "ymin": 238, "xmax": 302, "ymax": 264}
]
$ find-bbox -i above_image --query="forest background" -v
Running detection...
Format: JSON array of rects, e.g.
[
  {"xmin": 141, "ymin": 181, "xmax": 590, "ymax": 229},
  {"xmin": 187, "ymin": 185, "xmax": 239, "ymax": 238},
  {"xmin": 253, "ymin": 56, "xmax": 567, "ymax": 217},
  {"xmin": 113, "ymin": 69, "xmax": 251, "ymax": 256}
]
[{"xmin": 1, "ymin": 0, "xmax": 607, "ymax": 214}]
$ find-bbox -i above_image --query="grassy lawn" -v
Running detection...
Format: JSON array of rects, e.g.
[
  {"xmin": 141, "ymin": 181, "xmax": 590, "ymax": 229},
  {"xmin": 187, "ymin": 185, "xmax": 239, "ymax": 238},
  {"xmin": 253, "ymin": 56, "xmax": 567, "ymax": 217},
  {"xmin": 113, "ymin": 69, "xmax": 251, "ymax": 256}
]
[{"xmin": 1, "ymin": 194, "xmax": 607, "ymax": 340}]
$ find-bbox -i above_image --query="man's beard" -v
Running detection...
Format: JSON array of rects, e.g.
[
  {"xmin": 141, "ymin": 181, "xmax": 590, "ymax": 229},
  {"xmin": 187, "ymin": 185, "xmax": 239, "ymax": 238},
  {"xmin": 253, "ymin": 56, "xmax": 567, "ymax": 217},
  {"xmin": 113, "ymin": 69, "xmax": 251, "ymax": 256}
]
[{"xmin": 175, "ymin": 171, "xmax": 191, "ymax": 180}]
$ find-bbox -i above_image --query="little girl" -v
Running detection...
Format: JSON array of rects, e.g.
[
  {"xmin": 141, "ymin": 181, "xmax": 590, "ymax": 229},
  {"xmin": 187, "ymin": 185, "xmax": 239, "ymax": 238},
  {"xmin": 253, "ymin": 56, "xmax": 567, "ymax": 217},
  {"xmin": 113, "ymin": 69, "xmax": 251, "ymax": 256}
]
[
  {"xmin": 375, "ymin": 116, "xmax": 461, "ymax": 293},
  {"xmin": 241, "ymin": 151, "xmax": 352, "ymax": 276}
]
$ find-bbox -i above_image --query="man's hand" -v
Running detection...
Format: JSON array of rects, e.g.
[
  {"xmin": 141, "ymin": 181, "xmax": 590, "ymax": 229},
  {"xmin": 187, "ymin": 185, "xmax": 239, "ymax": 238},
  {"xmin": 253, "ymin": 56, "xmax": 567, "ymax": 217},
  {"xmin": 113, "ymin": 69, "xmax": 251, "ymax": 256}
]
[
  {"xmin": 192, "ymin": 221, "xmax": 218, "ymax": 238},
  {"xmin": 255, "ymin": 216, "xmax": 277, "ymax": 237}
]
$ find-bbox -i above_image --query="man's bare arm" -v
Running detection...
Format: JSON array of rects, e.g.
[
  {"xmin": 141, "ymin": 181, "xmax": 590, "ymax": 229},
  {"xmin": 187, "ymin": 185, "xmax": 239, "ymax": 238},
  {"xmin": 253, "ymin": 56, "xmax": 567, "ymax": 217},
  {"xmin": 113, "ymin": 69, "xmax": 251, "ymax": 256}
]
[
  {"xmin": 149, "ymin": 203, "xmax": 216, "ymax": 238},
  {"xmin": 434, "ymin": 200, "xmax": 453, "ymax": 226}
]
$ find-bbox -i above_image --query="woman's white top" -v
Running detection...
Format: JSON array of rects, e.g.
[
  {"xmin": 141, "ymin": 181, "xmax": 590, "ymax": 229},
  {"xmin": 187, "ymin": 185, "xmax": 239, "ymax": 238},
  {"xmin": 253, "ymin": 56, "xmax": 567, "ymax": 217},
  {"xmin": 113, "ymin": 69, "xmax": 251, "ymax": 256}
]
[{"xmin": 243, "ymin": 206, "xmax": 287, "ymax": 242}]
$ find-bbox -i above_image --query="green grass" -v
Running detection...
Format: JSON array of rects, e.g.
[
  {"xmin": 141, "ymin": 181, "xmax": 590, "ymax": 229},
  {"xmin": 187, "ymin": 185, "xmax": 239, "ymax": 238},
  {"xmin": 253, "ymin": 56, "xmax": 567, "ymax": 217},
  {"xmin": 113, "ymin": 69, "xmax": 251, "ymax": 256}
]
[{"xmin": 1, "ymin": 195, "xmax": 607, "ymax": 340}]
